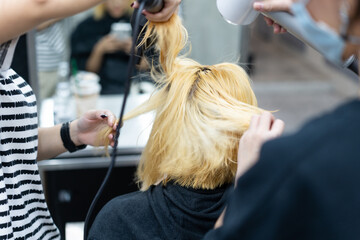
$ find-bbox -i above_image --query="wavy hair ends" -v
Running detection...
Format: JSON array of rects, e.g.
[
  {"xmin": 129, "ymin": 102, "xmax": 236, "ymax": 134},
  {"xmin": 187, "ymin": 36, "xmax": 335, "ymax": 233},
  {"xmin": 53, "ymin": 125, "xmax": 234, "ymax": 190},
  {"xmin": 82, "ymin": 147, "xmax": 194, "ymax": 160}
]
[{"xmin": 136, "ymin": 59, "xmax": 262, "ymax": 190}]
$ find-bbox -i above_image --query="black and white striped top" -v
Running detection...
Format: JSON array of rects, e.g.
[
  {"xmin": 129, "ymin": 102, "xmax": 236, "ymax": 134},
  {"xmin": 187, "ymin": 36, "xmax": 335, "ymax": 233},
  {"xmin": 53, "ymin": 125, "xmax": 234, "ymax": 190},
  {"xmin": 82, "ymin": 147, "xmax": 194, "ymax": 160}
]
[
  {"xmin": 36, "ymin": 22, "xmax": 66, "ymax": 72},
  {"xmin": 0, "ymin": 39, "xmax": 60, "ymax": 239}
]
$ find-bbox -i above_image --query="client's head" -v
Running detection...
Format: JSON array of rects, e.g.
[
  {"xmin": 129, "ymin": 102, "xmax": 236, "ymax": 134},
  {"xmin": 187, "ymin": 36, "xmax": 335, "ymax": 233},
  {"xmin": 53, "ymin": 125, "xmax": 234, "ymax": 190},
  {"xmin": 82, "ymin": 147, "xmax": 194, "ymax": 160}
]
[
  {"xmin": 133, "ymin": 59, "xmax": 261, "ymax": 190},
  {"xmin": 100, "ymin": 14, "xmax": 263, "ymax": 190}
]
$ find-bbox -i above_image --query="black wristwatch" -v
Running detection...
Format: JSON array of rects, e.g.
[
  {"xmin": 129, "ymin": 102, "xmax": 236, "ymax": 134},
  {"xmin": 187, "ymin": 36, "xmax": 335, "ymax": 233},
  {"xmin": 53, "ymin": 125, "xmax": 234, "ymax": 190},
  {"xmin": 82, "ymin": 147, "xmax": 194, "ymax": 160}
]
[{"xmin": 60, "ymin": 121, "xmax": 87, "ymax": 153}]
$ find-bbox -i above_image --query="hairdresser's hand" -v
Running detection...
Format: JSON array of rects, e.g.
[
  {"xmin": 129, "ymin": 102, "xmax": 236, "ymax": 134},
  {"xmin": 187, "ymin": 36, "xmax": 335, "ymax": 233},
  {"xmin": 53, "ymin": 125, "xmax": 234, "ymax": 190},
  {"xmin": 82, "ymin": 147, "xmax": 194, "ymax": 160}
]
[
  {"xmin": 132, "ymin": 0, "xmax": 181, "ymax": 22},
  {"xmin": 114, "ymin": 37, "xmax": 132, "ymax": 54},
  {"xmin": 70, "ymin": 110, "xmax": 117, "ymax": 147},
  {"xmin": 253, "ymin": 0, "xmax": 295, "ymax": 34},
  {"xmin": 236, "ymin": 112, "xmax": 285, "ymax": 182},
  {"xmin": 121, "ymin": 37, "xmax": 133, "ymax": 54},
  {"xmin": 95, "ymin": 35, "xmax": 130, "ymax": 55}
]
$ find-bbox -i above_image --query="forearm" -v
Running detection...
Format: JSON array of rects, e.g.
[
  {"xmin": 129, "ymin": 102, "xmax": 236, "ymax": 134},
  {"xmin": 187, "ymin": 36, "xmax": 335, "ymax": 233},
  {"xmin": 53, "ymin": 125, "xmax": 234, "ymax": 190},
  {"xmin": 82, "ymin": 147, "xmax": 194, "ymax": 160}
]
[
  {"xmin": 37, "ymin": 124, "xmax": 66, "ymax": 161},
  {"xmin": 0, "ymin": 0, "xmax": 104, "ymax": 44},
  {"xmin": 37, "ymin": 121, "xmax": 81, "ymax": 161},
  {"xmin": 86, "ymin": 45, "xmax": 104, "ymax": 73}
]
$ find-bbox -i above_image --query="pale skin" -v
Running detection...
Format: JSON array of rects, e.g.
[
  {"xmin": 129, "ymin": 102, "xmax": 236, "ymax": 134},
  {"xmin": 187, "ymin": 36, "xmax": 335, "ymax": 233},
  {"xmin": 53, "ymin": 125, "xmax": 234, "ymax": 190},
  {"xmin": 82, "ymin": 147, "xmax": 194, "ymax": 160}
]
[
  {"xmin": 0, "ymin": 0, "xmax": 119, "ymax": 160},
  {"xmin": 236, "ymin": 112, "xmax": 285, "ymax": 181},
  {"xmin": 0, "ymin": 0, "xmax": 106, "ymax": 44},
  {"xmin": 86, "ymin": 35, "xmax": 132, "ymax": 73},
  {"xmin": 86, "ymin": 32, "xmax": 149, "ymax": 73}
]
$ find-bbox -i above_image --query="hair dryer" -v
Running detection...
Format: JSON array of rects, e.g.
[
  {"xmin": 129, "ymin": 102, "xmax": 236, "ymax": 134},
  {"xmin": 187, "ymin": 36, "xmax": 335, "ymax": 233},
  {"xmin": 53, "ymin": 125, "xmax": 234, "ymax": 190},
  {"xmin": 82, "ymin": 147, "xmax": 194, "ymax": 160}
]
[
  {"xmin": 216, "ymin": 0, "xmax": 319, "ymax": 46},
  {"xmin": 216, "ymin": 0, "xmax": 260, "ymax": 25},
  {"xmin": 216, "ymin": 0, "xmax": 323, "ymax": 51},
  {"xmin": 216, "ymin": 0, "xmax": 357, "ymax": 70}
]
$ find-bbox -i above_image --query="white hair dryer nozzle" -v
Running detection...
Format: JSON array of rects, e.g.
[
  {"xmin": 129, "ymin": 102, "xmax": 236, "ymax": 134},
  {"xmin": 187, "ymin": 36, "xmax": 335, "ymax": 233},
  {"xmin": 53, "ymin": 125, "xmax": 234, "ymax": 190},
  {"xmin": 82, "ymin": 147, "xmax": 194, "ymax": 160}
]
[{"xmin": 216, "ymin": 0, "xmax": 259, "ymax": 25}]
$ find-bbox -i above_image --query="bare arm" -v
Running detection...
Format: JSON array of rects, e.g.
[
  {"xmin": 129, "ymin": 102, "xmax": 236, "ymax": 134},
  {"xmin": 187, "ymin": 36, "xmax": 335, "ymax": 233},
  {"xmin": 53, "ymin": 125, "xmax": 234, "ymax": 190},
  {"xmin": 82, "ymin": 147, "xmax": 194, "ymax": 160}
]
[
  {"xmin": 0, "ymin": 0, "xmax": 104, "ymax": 44},
  {"xmin": 37, "ymin": 124, "xmax": 66, "ymax": 160},
  {"xmin": 37, "ymin": 110, "xmax": 116, "ymax": 161}
]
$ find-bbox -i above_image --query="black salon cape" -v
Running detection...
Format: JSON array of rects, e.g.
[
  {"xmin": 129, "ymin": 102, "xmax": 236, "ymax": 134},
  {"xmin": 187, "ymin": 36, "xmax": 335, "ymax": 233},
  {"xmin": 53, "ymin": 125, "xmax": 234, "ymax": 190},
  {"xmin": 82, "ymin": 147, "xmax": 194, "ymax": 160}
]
[
  {"xmin": 204, "ymin": 99, "xmax": 360, "ymax": 240},
  {"xmin": 71, "ymin": 14, "xmax": 131, "ymax": 95},
  {"xmin": 88, "ymin": 181, "xmax": 230, "ymax": 240}
]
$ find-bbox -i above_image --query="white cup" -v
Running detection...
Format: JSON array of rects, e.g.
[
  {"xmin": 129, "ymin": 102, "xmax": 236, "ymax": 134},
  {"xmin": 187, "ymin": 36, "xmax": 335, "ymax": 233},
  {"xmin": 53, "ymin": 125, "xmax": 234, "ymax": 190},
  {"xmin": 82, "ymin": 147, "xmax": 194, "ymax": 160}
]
[
  {"xmin": 70, "ymin": 71, "xmax": 101, "ymax": 117},
  {"xmin": 110, "ymin": 22, "xmax": 132, "ymax": 40},
  {"xmin": 217, "ymin": 0, "xmax": 260, "ymax": 25}
]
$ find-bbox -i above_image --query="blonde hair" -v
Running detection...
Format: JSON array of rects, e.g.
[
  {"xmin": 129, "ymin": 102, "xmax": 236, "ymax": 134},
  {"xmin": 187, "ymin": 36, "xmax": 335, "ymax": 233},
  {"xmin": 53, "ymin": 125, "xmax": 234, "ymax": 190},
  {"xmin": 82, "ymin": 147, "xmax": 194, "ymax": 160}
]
[
  {"xmin": 101, "ymin": 14, "xmax": 263, "ymax": 190},
  {"xmin": 94, "ymin": 0, "xmax": 133, "ymax": 20},
  {"xmin": 94, "ymin": 4, "xmax": 106, "ymax": 20}
]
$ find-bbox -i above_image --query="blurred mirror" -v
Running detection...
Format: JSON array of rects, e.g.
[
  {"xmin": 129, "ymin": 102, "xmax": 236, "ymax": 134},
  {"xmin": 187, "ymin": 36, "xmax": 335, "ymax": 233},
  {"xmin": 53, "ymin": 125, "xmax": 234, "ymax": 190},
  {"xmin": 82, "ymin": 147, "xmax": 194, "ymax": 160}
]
[{"xmin": 16, "ymin": 0, "xmax": 249, "ymax": 126}]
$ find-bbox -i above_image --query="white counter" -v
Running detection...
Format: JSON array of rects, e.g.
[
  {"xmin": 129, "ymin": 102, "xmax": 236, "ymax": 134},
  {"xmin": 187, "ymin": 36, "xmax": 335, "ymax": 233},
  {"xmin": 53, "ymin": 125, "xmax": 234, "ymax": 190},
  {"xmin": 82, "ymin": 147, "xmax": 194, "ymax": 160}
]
[{"xmin": 38, "ymin": 93, "xmax": 154, "ymax": 170}]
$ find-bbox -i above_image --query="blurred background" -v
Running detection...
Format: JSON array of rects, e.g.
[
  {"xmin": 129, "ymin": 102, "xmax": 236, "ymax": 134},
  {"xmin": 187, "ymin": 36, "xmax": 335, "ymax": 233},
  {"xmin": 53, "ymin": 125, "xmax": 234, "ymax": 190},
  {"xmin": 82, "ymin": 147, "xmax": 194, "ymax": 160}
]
[
  {"xmin": 16, "ymin": 0, "xmax": 358, "ymax": 239},
  {"xmin": 17, "ymin": 0, "xmax": 358, "ymax": 132}
]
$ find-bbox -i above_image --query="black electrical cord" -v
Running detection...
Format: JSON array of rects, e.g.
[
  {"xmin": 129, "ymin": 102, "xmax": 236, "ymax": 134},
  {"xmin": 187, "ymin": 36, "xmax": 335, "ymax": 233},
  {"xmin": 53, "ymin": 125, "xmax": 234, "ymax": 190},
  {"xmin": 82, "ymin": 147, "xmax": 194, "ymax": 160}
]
[{"xmin": 83, "ymin": 2, "xmax": 146, "ymax": 239}]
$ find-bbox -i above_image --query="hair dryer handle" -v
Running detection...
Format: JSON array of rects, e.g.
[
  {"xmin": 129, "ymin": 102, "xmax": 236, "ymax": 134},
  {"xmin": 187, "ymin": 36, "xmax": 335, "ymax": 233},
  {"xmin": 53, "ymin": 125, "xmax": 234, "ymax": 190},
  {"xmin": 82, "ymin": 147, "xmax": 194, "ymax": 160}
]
[{"xmin": 263, "ymin": 12, "xmax": 309, "ymax": 44}]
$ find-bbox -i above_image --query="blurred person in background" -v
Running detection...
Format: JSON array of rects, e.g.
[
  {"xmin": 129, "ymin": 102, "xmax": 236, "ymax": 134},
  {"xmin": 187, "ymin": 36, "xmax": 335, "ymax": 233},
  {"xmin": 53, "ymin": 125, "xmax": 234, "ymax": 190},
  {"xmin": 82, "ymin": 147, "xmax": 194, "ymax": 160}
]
[
  {"xmin": 36, "ymin": 19, "xmax": 68, "ymax": 100},
  {"xmin": 71, "ymin": 0, "xmax": 148, "ymax": 95}
]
